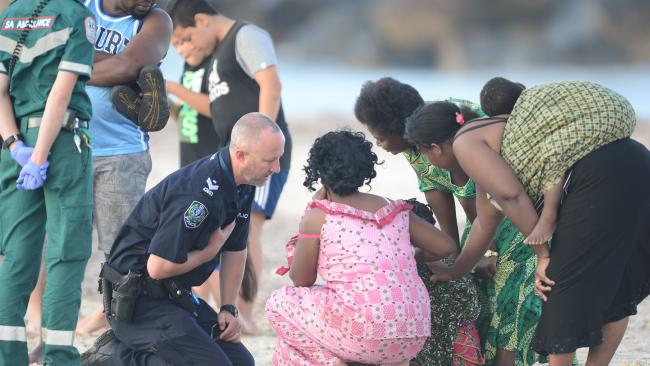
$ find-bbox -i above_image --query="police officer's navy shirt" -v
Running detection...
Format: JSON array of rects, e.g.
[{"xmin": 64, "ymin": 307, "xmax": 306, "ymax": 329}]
[{"xmin": 108, "ymin": 147, "xmax": 254, "ymax": 287}]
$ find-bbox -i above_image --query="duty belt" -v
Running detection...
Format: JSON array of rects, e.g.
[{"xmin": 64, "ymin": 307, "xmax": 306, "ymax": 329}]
[
  {"xmin": 100, "ymin": 263, "xmax": 187, "ymax": 300},
  {"xmin": 100, "ymin": 263, "xmax": 199, "ymax": 319},
  {"xmin": 26, "ymin": 110, "xmax": 88, "ymax": 130}
]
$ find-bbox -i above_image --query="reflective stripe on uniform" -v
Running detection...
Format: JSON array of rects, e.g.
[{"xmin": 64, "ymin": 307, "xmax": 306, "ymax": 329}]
[
  {"xmin": 59, "ymin": 60, "xmax": 92, "ymax": 75},
  {"xmin": 0, "ymin": 28, "xmax": 71, "ymax": 63},
  {"xmin": 43, "ymin": 328, "xmax": 75, "ymax": 346},
  {"xmin": 0, "ymin": 325, "xmax": 26, "ymax": 342}
]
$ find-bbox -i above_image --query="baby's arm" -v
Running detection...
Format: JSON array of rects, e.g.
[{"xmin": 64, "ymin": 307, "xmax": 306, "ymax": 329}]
[{"xmin": 524, "ymin": 181, "xmax": 564, "ymax": 245}]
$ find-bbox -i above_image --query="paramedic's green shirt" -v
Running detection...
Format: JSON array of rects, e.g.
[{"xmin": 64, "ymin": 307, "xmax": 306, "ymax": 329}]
[{"xmin": 0, "ymin": 0, "xmax": 95, "ymax": 120}]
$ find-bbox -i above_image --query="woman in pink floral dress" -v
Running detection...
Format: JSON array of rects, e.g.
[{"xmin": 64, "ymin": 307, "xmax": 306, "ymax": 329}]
[{"xmin": 266, "ymin": 130, "xmax": 458, "ymax": 365}]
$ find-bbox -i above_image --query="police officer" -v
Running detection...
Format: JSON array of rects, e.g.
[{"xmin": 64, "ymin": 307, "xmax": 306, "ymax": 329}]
[
  {"xmin": 87, "ymin": 112, "xmax": 283, "ymax": 365},
  {"xmin": 0, "ymin": 0, "xmax": 95, "ymax": 364},
  {"xmin": 169, "ymin": 1, "xmax": 294, "ymax": 332}
]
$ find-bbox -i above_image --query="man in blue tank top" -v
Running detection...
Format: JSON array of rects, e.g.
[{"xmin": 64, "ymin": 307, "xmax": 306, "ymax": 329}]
[{"xmin": 75, "ymin": 0, "xmax": 172, "ymax": 335}]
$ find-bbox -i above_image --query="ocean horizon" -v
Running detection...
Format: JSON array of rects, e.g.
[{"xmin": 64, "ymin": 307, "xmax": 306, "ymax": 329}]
[{"xmin": 161, "ymin": 48, "xmax": 650, "ymax": 121}]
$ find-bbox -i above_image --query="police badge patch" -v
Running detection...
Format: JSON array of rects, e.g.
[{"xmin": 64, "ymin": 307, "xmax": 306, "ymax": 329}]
[{"xmin": 184, "ymin": 201, "xmax": 209, "ymax": 229}]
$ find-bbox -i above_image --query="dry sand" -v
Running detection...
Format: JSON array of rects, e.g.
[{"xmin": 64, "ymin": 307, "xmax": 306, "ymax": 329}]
[{"xmin": 23, "ymin": 117, "xmax": 650, "ymax": 365}]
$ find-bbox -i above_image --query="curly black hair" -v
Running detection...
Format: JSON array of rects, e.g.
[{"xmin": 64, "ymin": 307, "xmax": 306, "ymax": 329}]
[
  {"xmin": 303, "ymin": 130, "xmax": 380, "ymax": 196},
  {"xmin": 404, "ymin": 198, "xmax": 436, "ymax": 226},
  {"xmin": 354, "ymin": 77, "xmax": 424, "ymax": 137},
  {"xmin": 480, "ymin": 77, "xmax": 525, "ymax": 116}
]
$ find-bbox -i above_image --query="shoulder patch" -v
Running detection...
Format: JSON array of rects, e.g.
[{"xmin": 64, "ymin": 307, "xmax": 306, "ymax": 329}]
[
  {"xmin": 203, "ymin": 177, "xmax": 220, "ymax": 197},
  {"xmin": 84, "ymin": 16, "xmax": 96, "ymax": 44},
  {"xmin": 184, "ymin": 200, "xmax": 209, "ymax": 229}
]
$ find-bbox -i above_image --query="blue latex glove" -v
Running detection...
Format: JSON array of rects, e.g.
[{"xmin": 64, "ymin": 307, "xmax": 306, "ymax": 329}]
[
  {"xmin": 16, "ymin": 160, "xmax": 49, "ymax": 190},
  {"xmin": 9, "ymin": 141, "xmax": 34, "ymax": 167}
]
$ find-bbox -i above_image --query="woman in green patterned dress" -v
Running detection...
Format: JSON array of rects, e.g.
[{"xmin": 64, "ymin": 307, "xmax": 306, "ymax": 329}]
[
  {"xmin": 403, "ymin": 100, "xmax": 546, "ymax": 366},
  {"xmin": 355, "ymin": 78, "xmax": 487, "ymax": 366}
]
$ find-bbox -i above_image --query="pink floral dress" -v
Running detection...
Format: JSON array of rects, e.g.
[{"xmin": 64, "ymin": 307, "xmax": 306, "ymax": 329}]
[{"xmin": 266, "ymin": 199, "xmax": 431, "ymax": 365}]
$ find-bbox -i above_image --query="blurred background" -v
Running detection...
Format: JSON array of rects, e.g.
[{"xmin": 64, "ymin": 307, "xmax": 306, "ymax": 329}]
[
  {"xmin": 155, "ymin": 0, "xmax": 650, "ymax": 119},
  {"xmin": 153, "ymin": 4, "xmax": 650, "ymax": 364},
  {"xmin": 2, "ymin": 1, "xmax": 648, "ymax": 363},
  {"xmin": 0, "ymin": 0, "xmax": 647, "ymax": 118}
]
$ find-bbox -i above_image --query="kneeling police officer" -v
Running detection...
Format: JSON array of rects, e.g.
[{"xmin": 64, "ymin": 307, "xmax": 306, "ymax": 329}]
[{"xmin": 83, "ymin": 112, "xmax": 285, "ymax": 365}]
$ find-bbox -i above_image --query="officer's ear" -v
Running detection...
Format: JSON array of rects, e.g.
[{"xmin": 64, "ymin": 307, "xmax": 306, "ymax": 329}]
[{"xmin": 233, "ymin": 149, "xmax": 247, "ymax": 164}]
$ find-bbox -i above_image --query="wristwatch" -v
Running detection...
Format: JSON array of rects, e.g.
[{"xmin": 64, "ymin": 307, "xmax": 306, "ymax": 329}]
[
  {"xmin": 1, "ymin": 133, "xmax": 23, "ymax": 150},
  {"xmin": 220, "ymin": 304, "xmax": 238, "ymax": 318}
]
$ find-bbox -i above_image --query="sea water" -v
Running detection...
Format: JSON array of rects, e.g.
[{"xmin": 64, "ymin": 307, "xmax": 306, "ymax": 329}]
[{"xmin": 160, "ymin": 48, "xmax": 650, "ymax": 121}]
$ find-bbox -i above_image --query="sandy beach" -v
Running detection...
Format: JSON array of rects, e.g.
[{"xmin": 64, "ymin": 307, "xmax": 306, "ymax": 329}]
[{"xmin": 22, "ymin": 117, "xmax": 650, "ymax": 365}]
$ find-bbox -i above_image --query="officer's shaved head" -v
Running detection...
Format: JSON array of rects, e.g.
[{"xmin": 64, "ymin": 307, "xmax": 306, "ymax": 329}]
[
  {"xmin": 230, "ymin": 113, "xmax": 285, "ymax": 186},
  {"xmin": 230, "ymin": 112, "xmax": 283, "ymax": 151}
]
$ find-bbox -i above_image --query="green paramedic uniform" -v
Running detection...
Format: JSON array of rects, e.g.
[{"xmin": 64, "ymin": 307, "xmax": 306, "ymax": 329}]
[{"xmin": 0, "ymin": 0, "xmax": 95, "ymax": 365}]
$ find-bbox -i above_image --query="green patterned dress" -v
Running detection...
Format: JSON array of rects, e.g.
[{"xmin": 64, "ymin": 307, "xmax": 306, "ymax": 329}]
[
  {"xmin": 403, "ymin": 97, "xmax": 543, "ymax": 366},
  {"xmin": 406, "ymin": 148, "xmax": 481, "ymax": 366},
  {"xmin": 479, "ymin": 224, "xmax": 543, "ymax": 366}
]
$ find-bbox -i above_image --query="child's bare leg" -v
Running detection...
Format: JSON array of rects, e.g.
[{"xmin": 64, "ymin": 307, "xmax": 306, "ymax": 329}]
[
  {"xmin": 192, "ymin": 282, "xmax": 212, "ymax": 304},
  {"xmin": 76, "ymin": 307, "xmax": 108, "ymax": 336},
  {"xmin": 193, "ymin": 270, "xmax": 221, "ymax": 308},
  {"xmin": 26, "ymin": 260, "xmax": 45, "ymax": 334},
  {"xmin": 525, "ymin": 181, "xmax": 563, "ymax": 244},
  {"xmin": 237, "ymin": 212, "xmax": 264, "ymax": 335}
]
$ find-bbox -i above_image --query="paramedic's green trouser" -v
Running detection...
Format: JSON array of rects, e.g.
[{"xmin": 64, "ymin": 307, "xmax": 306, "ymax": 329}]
[{"xmin": 0, "ymin": 120, "xmax": 92, "ymax": 366}]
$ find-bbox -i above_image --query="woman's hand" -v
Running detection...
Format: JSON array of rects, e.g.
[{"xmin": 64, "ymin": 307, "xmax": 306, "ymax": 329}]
[
  {"xmin": 474, "ymin": 256, "xmax": 497, "ymax": 279},
  {"xmin": 429, "ymin": 265, "xmax": 456, "ymax": 284},
  {"xmin": 425, "ymin": 260, "xmax": 449, "ymax": 274},
  {"xmin": 534, "ymin": 256, "xmax": 555, "ymax": 301}
]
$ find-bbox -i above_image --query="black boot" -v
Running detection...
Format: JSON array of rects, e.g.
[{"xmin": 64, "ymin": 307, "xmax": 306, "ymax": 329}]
[
  {"xmin": 110, "ymin": 83, "xmax": 141, "ymax": 125},
  {"xmin": 80, "ymin": 329, "xmax": 117, "ymax": 366},
  {"xmin": 135, "ymin": 64, "xmax": 170, "ymax": 132}
]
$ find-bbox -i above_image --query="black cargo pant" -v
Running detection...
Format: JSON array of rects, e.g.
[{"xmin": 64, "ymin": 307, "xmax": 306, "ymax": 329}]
[{"xmin": 108, "ymin": 297, "xmax": 254, "ymax": 366}]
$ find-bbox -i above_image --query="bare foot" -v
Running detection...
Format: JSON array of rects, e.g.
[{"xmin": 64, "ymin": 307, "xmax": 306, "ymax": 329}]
[
  {"xmin": 29, "ymin": 342, "xmax": 43, "ymax": 365},
  {"xmin": 524, "ymin": 216, "xmax": 556, "ymax": 245},
  {"xmin": 76, "ymin": 308, "xmax": 108, "ymax": 336},
  {"xmin": 238, "ymin": 315, "xmax": 259, "ymax": 336}
]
